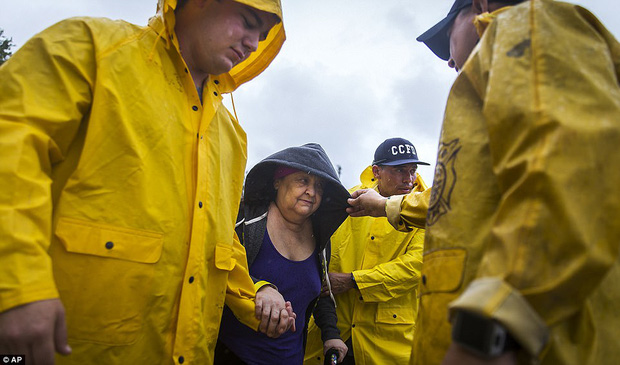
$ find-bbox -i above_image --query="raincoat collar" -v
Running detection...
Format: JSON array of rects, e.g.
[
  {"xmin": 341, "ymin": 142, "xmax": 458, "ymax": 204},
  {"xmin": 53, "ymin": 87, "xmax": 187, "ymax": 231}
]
[
  {"xmin": 149, "ymin": 0, "xmax": 286, "ymax": 93},
  {"xmin": 359, "ymin": 165, "xmax": 379, "ymax": 190}
]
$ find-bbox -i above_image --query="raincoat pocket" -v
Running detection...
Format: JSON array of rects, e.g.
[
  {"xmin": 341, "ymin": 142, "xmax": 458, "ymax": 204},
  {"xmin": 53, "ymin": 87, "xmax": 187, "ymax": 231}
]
[
  {"xmin": 214, "ymin": 242, "xmax": 237, "ymax": 271},
  {"xmin": 419, "ymin": 248, "xmax": 467, "ymax": 296},
  {"xmin": 53, "ymin": 217, "xmax": 163, "ymax": 345},
  {"xmin": 376, "ymin": 300, "xmax": 415, "ymax": 324}
]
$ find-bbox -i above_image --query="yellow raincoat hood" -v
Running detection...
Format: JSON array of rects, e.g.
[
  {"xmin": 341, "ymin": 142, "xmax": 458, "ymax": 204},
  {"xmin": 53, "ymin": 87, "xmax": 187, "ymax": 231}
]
[{"xmin": 150, "ymin": 0, "xmax": 286, "ymax": 92}]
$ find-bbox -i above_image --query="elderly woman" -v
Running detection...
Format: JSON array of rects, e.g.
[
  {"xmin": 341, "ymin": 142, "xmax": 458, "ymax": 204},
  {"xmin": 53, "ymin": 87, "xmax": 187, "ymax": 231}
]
[{"xmin": 215, "ymin": 143, "xmax": 350, "ymax": 364}]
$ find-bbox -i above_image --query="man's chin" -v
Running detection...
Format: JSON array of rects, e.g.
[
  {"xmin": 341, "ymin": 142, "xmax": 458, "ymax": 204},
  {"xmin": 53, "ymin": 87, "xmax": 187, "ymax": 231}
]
[{"xmin": 208, "ymin": 59, "xmax": 235, "ymax": 76}]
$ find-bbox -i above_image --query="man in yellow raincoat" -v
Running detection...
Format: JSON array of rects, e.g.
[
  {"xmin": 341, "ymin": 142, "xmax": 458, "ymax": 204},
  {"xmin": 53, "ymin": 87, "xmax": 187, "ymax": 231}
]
[
  {"xmin": 409, "ymin": 0, "xmax": 620, "ymax": 364},
  {"xmin": 0, "ymin": 0, "xmax": 291, "ymax": 364},
  {"xmin": 305, "ymin": 138, "xmax": 429, "ymax": 365}
]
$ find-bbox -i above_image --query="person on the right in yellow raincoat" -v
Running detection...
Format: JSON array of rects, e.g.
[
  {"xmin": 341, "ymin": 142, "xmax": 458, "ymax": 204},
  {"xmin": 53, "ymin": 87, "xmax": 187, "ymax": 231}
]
[{"xmin": 405, "ymin": 0, "xmax": 620, "ymax": 364}]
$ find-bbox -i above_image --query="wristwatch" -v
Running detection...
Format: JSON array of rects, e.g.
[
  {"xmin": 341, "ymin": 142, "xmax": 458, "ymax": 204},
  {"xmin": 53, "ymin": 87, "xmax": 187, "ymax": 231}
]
[{"xmin": 451, "ymin": 310, "xmax": 519, "ymax": 358}]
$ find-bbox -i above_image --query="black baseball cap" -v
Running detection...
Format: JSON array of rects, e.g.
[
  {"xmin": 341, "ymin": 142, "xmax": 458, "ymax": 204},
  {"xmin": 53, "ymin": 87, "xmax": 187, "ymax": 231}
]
[
  {"xmin": 372, "ymin": 138, "xmax": 430, "ymax": 166},
  {"xmin": 417, "ymin": 0, "xmax": 523, "ymax": 61},
  {"xmin": 416, "ymin": 0, "xmax": 474, "ymax": 61}
]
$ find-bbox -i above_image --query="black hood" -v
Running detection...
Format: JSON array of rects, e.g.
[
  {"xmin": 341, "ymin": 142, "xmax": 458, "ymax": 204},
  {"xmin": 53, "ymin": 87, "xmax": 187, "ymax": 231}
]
[{"xmin": 244, "ymin": 143, "xmax": 351, "ymax": 250}]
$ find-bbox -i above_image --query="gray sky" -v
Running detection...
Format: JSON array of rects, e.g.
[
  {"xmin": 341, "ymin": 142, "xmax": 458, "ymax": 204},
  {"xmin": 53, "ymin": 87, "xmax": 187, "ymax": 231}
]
[{"xmin": 2, "ymin": 0, "xmax": 619, "ymax": 187}]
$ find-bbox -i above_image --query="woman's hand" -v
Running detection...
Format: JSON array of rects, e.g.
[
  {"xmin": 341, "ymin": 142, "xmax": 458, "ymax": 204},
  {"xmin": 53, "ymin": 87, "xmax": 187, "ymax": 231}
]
[
  {"xmin": 323, "ymin": 338, "xmax": 348, "ymax": 363},
  {"xmin": 255, "ymin": 285, "xmax": 296, "ymax": 338}
]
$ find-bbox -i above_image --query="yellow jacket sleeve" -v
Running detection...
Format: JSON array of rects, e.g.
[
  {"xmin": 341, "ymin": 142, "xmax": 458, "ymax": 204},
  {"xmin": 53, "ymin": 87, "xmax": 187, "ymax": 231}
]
[
  {"xmin": 386, "ymin": 189, "xmax": 431, "ymax": 231},
  {"xmin": 386, "ymin": 173, "xmax": 430, "ymax": 231},
  {"xmin": 224, "ymin": 232, "xmax": 261, "ymax": 331},
  {"xmin": 448, "ymin": 2, "xmax": 620, "ymax": 357},
  {"xmin": 0, "ymin": 19, "xmax": 95, "ymax": 312},
  {"xmin": 354, "ymin": 229, "xmax": 424, "ymax": 302}
]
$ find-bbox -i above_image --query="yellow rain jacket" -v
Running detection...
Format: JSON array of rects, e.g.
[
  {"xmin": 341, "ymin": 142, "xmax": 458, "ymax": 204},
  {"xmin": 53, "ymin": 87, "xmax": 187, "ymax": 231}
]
[
  {"xmin": 0, "ymin": 0, "xmax": 285, "ymax": 364},
  {"xmin": 304, "ymin": 167, "xmax": 426, "ymax": 365},
  {"xmin": 409, "ymin": 1, "xmax": 620, "ymax": 364}
]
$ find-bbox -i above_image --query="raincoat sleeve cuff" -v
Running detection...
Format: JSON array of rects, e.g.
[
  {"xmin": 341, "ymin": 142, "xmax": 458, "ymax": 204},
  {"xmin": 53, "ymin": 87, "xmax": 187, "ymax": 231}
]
[
  {"xmin": 448, "ymin": 277, "xmax": 549, "ymax": 357},
  {"xmin": 386, "ymin": 195, "xmax": 409, "ymax": 231},
  {"xmin": 351, "ymin": 269, "xmax": 373, "ymax": 301},
  {"xmin": 0, "ymin": 286, "xmax": 60, "ymax": 313},
  {"xmin": 254, "ymin": 280, "xmax": 278, "ymax": 292},
  {"xmin": 387, "ymin": 189, "xmax": 431, "ymax": 232}
]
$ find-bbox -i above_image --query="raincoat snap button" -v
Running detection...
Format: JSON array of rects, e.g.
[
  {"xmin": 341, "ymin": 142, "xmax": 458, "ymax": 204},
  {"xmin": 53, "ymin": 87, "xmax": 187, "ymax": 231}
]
[
  {"xmin": 198, "ymin": 201, "xmax": 203, "ymax": 208},
  {"xmin": 422, "ymin": 275, "xmax": 427, "ymax": 285},
  {"xmin": 393, "ymin": 314, "xmax": 397, "ymax": 318},
  {"xmin": 178, "ymin": 356, "xmax": 185, "ymax": 364},
  {"xmin": 352, "ymin": 324, "xmax": 356, "ymax": 328},
  {"xmin": 184, "ymin": 68, "xmax": 188, "ymax": 73},
  {"xmin": 189, "ymin": 276, "xmax": 195, "ymax": 284},
  {"xmin": 192, "ymin": 105, "xmax": 198, "ymax": 111},
  {"xmin": 214, "ymin": 80, "xmax": 219, "ymax": 85},
  {"xmin": 213, "ymin": 91, "xmax": 218, "ymax": 96},
  {"xmin": 105, "ymin": 241, "xmax": 114, "ymax": 249},
  {"xmin": 370, "ymin": 236, "xmax": 375, "ymax": 240}
]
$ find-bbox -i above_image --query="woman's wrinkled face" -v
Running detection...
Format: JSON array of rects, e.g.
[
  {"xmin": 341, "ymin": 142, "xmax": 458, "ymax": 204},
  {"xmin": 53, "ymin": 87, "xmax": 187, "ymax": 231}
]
[{"xmin": 274, "ymin": 172, "xmax": 324, "ymax": 220}]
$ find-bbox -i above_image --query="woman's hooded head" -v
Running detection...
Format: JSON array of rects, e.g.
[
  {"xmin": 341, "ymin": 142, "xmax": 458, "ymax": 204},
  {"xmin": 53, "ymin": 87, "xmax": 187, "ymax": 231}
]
[{"xmin": 244, "ymin": 143, "xmax": 351, "ymax": 249}]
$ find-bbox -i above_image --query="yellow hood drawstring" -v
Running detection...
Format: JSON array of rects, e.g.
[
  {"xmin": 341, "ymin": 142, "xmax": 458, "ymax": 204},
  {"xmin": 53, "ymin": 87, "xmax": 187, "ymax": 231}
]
[{"xmin": 230, "ymin": 93, "xmax": 240, "ymax": 122}]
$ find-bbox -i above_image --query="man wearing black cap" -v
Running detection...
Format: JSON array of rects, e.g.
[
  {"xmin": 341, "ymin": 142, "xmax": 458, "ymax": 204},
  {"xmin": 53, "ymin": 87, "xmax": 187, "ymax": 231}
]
[
  {"xmin": 410, "ymin": 1, "xmax": 620, "ymax": 365},
  {"xmin": 304, "ymin": 138, "xmax": 429, "ymax": 365},
  {"xmin": 416, "ymin": 0, "xmax": 524, "ymax": 70}
]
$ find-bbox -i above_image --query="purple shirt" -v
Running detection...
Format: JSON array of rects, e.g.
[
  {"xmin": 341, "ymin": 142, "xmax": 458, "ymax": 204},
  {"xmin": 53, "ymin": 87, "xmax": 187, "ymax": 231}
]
[{"xmin": 219, "ymin": 229, "xmax": 321, "ymax": 364}]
